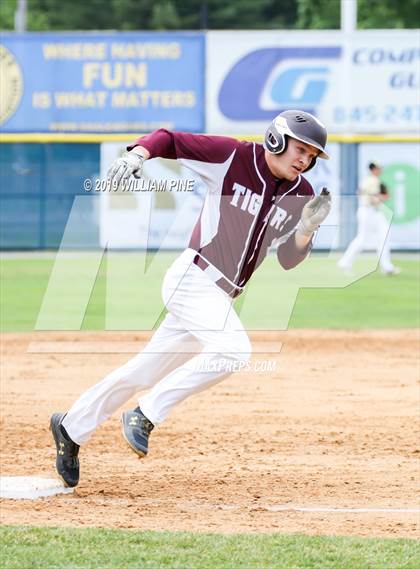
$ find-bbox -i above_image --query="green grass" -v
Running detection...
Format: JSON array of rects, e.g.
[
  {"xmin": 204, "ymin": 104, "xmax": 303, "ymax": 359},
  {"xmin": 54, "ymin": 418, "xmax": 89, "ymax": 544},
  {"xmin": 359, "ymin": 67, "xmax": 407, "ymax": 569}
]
[
  {"xmin": 1, "ymin": 253, "xmax": 418, "ymax": 332},
  {"xmin": 1, "ymin": 526, "xmax": 419, "ymax": 569}
]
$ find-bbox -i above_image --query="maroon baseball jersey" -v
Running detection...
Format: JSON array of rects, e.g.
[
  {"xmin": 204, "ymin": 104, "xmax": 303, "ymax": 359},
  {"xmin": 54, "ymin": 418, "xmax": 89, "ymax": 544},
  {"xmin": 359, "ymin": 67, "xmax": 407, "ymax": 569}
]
[{"xmin": 128, "ymin": 130, "xmax": 314, "ymax": 289}]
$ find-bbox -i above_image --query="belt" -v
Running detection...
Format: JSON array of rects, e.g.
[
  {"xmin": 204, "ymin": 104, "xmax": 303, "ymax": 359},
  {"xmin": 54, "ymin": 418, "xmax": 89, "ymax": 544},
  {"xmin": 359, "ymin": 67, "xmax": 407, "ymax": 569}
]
[{"xmin": 192, "ymin": 254, "xmax": 243, "ymax": 299}]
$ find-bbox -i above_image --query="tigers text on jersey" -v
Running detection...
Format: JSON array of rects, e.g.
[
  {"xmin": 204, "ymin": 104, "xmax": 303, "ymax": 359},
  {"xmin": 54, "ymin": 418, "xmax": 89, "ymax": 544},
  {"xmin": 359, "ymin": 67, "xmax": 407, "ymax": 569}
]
[{"xmin": 128, "ymin": 130, "xmax": 315, "ymax": 288}]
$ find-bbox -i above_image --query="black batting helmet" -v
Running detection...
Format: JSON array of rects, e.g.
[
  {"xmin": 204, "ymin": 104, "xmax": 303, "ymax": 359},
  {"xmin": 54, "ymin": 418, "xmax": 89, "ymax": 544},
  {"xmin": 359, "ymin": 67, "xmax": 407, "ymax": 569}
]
[{"xmin": 263, "ymin": 110, "xmax": 329, "ymax": 172}]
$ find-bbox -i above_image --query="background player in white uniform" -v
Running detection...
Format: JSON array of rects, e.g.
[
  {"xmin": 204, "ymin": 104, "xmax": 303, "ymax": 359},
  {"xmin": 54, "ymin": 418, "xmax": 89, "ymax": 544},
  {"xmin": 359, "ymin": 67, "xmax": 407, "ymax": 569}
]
[
  {"xmin": 50, "ymin": 111, "xmax": 332, "ymax": 487},
  {"xmin": 338, "ymin": 161, "xmax": 400, "ymax": 275}
]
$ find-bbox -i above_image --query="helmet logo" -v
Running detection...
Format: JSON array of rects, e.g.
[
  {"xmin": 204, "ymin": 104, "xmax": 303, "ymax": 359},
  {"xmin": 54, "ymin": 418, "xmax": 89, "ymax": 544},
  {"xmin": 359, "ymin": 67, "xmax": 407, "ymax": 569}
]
[{"xmin": 274, "ymin": 116, "xmax": 288, "ymax": 129}]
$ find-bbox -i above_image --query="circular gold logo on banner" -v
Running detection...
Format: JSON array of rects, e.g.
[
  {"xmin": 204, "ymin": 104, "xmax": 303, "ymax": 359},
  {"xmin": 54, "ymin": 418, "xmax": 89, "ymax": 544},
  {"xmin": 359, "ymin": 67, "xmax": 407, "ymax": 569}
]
[{"xmin": 0, "ymin": 44, "xmax": 24, "ymax": 126}]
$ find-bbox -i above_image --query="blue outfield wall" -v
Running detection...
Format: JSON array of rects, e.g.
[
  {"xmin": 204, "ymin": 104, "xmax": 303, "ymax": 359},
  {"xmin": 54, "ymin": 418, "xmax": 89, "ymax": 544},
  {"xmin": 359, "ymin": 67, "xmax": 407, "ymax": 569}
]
[
  {"xmin": 0, "ymin": 143, "xmax": 100, "ymax": 249},
  {"xmin": 0, "ymin": 139, "xmax": 418, "ymax": 251}
]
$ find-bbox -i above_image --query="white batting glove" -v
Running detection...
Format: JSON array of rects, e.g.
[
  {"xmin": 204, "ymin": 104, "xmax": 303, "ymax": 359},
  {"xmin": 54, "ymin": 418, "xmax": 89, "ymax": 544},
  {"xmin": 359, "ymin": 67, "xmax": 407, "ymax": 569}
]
[
  {"xmin": 297, "ymin": 188, "xmax": 331, "ymax": 236},
  {"xmin": 107, "ymin": 151, "xmax": 144, "ymax": 188}
]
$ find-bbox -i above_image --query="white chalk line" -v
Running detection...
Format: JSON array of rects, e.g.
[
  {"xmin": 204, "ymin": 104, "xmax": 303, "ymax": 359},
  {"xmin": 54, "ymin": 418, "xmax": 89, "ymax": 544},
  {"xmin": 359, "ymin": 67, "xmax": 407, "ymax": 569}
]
[{"xmin": 257, "ymin": 505, "xmax": 420, "ymax": 514}]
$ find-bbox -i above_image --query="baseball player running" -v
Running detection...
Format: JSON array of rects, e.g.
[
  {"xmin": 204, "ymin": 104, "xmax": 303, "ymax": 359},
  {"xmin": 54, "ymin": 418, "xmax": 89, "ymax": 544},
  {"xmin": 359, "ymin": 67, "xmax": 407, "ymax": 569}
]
[
  {"xmin": 50, "ymin": 110, "xmax": 332, "ymax": 487},
  {"xmin": 338, "ymin": 161, "xmax": 400, "ymax": 275}
]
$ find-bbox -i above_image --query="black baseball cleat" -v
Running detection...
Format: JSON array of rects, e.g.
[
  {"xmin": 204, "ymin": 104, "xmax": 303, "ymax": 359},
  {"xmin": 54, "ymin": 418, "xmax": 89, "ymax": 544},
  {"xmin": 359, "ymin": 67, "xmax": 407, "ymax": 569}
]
[
  {"xmin": 50, "ymin": 412, "xmax": 80, "ymax": 488},
  {"xmin": 121, "ymin": 407, "xmax": 154, "ymax": 457}
]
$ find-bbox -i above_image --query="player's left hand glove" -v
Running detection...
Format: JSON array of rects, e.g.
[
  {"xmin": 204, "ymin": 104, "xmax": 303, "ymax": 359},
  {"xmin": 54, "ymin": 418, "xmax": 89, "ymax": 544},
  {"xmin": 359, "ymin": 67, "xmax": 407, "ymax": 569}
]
[
  {"xmin": 107, "ymin": 151, "xmax": 144, "ymax": 188},
  {"xmin": 297, "ymin": 188, "xmax": 331, "ymax": 236}
]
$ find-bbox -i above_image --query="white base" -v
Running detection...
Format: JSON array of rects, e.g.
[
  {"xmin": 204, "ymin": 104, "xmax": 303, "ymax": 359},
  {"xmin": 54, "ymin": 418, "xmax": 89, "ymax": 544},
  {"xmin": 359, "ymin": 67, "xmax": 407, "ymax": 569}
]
[{"xmin": 0, "ymin": 476, "xmax": 74, "ymax": 499}]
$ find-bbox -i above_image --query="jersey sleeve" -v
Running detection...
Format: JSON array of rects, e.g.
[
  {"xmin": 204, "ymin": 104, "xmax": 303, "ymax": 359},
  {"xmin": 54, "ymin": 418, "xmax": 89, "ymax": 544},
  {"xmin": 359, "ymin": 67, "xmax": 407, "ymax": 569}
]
[
  {"xmin": 276, "ymin": 233, "xmax": 313, "ymax": 270},
  {"xmin": 276, "ymin": 177, "xmax": 315, "ymax": 270},
  {"xmin": 127, "ymin": 129, "xmax": 240, "ymax": 163}
]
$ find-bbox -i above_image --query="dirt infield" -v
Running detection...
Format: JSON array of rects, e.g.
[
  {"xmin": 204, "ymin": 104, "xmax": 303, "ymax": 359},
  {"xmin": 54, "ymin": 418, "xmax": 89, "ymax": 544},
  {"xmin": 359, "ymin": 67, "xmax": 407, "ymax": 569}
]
[{"xmin": 1, "ymin": 330, "xmax": 419, "ymax": 538}]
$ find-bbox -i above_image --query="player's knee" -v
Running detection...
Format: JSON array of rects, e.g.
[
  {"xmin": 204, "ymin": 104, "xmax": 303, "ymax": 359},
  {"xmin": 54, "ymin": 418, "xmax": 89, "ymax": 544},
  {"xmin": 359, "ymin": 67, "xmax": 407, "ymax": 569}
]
[
  {"xmin": 226, "ymin": 333, "xmax": 252, "ymax": 364},
  {"xmin": 202, "ymin": 331, "xmax": 252, "ymax": 367}
]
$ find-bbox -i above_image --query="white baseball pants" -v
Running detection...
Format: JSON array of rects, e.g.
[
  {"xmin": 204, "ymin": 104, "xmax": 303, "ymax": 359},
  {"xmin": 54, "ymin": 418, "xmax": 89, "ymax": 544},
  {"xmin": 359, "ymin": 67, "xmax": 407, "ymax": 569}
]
[
  {"xmin": 338, "ymin": 205, "xmax": 395, "ymax": 272},
  {"xmin": 62, "ymin": 249, "xmax": 251, "ymax": 445}
]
